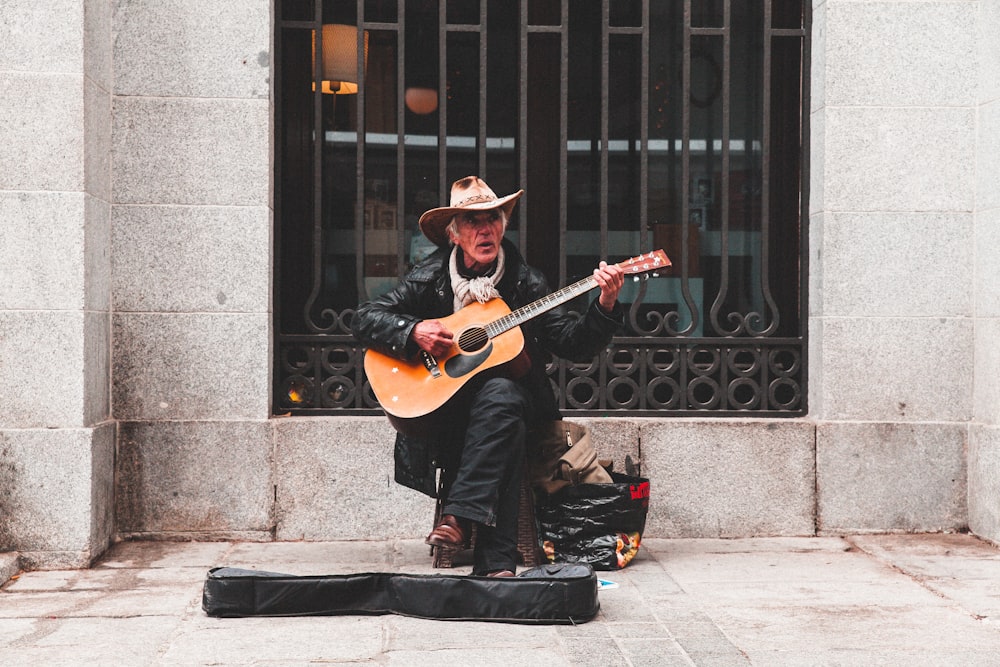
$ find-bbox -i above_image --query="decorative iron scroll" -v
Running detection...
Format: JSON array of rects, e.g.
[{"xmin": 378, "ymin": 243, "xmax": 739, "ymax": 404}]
[
  {"xmin": 276, "ymin": 329, "xmax": 804, "ymax": 416},
  {"xmin": 550, "ymin": 340, "xmax": 801, "ymax": 413}
]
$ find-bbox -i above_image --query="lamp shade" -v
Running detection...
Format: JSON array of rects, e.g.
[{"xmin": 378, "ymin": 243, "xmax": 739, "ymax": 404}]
[
  {"xmin": 312, "ymin": 24, "xmax": 368, "ymax": 95},
  {"xmin": 405, "ymin": 87, "xmax": 438, "ymax": 114}
]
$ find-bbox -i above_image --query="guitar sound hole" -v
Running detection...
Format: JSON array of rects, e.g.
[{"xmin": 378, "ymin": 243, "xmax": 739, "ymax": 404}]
[{"xmin": 457, "ymin": 327, "xmax": 489, "ymax": 353}]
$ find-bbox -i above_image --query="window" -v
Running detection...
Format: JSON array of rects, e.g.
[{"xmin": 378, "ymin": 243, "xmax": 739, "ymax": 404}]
[{"xmin": 275, "ymin": 0, "xmax": 809, "ymax": 416}]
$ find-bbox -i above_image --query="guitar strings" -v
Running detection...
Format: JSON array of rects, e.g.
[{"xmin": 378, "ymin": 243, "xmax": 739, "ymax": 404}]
[
  {"xmin": 458, "ymin": 328, "xmax": 489, "ymax": 352},
  {"xmin": 472, "ymin": 253, "xmax": 667, "ymax": 341},
  {"xmin": 486, "ymin": 276, "xmax": 597, "ymax": 337}
]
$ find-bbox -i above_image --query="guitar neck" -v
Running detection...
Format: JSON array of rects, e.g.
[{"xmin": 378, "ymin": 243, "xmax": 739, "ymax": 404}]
[
  {"xmin": 482, "ymin": 250, "xmax": 669, "ymax": 337},
  {"xmin": 486, "ymin": 275, "xmax": 599, "ymax": 337}
]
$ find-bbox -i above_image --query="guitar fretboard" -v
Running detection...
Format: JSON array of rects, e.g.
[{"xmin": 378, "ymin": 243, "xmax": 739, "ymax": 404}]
[
  {"xmin": 479, "ymin": 250, "xmax": 668, "ymax": 339},
  {"xmin": 483, "ymin": 276, "xmax": 599, "ymax": 338}
]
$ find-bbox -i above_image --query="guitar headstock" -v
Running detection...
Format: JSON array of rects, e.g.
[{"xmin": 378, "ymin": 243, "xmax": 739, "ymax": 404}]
[{"xmin": 616, "ymin": 249, "xmax": 672, "ymax": 276}]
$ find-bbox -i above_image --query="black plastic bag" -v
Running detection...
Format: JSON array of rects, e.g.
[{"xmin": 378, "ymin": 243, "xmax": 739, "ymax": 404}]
[{"xmin": 535, "ymin": 471, "xmax": 650, "ymax": 570}]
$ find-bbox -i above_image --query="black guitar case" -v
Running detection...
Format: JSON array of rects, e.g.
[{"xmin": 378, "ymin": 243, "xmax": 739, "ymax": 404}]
[{"xmin": 202, "ymin": 562, "xmax": 599, "ymax": 624}]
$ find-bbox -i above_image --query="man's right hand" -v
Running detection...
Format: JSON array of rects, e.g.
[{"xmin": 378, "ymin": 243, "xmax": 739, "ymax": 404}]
[{"xmin": 411, "ymin": 320, "xmax": 454, "ymax": 358}]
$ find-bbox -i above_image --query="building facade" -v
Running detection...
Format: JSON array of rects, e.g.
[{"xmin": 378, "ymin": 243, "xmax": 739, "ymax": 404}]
[{"xmin": 1, "ymin": 0, "xmax": 998, "ymax": 569}]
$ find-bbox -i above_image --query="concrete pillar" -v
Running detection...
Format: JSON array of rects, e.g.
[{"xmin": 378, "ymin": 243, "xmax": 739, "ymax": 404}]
[
  {"xmin": 969, "ymin": 0, "xmax": 1000, "ymax": 543},
  {"xmin": 109, "ymin": 0, "xmax": 274, "ymax": 539},
  {"xmin": 808, "ymin": 0, "xmax": 976, "ymax": 533},
  {"xmin": 0, "ymin": 0, "xmax": 115, "ymax": 568}
]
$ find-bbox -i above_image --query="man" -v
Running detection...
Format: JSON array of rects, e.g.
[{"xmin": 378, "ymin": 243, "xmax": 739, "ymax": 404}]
[{"xmin": 353, "ymin": 176, "xmax": 624, "ymax": 577}]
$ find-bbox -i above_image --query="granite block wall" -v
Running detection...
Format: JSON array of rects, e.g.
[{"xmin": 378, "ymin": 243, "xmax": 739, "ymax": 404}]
[
  {"xmin": 116, "ymin": 421, "xmax": 273, "ymax": 540},
  {"xmin": 4, "ymin": 2, "xmax": 996, "ymax": 558},
  {"xmin": 969, "ymin": 0, "xmax": 1000, "ymax": 542},
  {"xmin": 109, "ymin": 0, "xmax": 273, "ymax": 539},
  {"xmin": 809, "ymin": 0, "xmax": 978, "ymax": 536},
  {"xmin": 0, "ymin": 0, "xmax": 115, "ymax": 566},
  {"xmin": 269, "ymin": 418, "xmax": 817, "ymax": 541},
  {"xmin": 106, "ymin": 0, "xmax": 986, "ymax": 541},
  {"xmin": 1, "ymin": 424, "xmax": 114, "ymax": 569},
  {"xmin": 641, "ymin": 420, "xmax": 816, "ymax": 537}
]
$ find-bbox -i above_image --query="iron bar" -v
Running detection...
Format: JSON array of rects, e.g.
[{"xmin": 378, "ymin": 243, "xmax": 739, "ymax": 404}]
[{"xmin": 274, "ymin": 0, "xmax": 809, "ymax": 418}]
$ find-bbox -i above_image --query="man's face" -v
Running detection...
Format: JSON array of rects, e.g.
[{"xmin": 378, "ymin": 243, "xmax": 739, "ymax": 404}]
[{"xmin": 451, "ymin": 209, "xmax": 505, "ymax": 271}]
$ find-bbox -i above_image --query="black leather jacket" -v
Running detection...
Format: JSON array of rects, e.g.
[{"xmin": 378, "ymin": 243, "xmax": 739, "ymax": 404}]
[{"xmin": 352, "ymin": 239, "xmax": 623, "ymax": 496}]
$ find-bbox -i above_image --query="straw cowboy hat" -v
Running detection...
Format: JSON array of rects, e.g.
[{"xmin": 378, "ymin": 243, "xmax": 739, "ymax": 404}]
[{"xmin": 418, "ymin": 176, "xmax": 524, "ymax": 247}]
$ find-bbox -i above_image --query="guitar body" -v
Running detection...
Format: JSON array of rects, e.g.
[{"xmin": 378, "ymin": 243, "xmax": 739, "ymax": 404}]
[{"xmin": 363, "ymin": 298, "xmax": 527, "ymax": 435}]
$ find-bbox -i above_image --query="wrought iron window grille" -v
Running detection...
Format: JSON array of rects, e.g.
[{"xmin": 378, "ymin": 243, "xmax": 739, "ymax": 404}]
[{"xmin": 274, "ymin": 0, "xmax": 810, "ymax": 418}]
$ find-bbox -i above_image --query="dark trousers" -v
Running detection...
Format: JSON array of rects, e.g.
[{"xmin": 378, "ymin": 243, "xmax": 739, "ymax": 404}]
[{"xmin": 442, "ymin": 376, "xmax": 533, "ymax": 575}]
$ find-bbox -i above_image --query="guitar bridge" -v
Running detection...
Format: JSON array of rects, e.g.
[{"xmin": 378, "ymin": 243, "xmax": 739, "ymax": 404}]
[{"xmin": 420, "ymin": 350, "xmax": 442, "ymax": 378}]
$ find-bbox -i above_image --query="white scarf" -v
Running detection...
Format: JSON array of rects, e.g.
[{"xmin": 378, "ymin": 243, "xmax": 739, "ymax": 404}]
[{"xmin": 450, "ymin": 245, "xmax": 505, "ymax": 311}]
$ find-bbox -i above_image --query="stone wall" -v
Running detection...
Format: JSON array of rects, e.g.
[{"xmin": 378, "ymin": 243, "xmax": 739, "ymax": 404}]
[
  {"xmin": 808, "ymin": 0, "xmax": 978, "ymax": 536},
  {"xmin": 2, "ymin": 2, "xmax": 995, "ymax": 569},
  {"xmin": 969, "ymin": 0, "xmax": 1000, "ymax": 543},
  {"xmin": 0, "ymin": 0, "xmax": 115, "ymax": 568},
  {"xmin": 109, "ymin": 0, "xmax": 273, "ymax": 544},
  {"xmin": 271, "ymin": 417, "xmax": 818, "ymax": 541}
]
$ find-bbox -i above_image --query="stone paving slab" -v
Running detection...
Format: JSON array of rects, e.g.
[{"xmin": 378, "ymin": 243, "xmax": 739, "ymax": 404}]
[
  {"xmin": 849, "ymin": 533, "xmax": 1000, "ymax": 629},
  {"xmin": 1, "ymin": 534, "xmax": 1000, "ymax": 665}
]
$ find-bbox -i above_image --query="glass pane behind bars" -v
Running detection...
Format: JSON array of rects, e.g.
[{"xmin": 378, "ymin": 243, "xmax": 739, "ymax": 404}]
[{"xmin": 275, "ymin": 0, "xmax": 808, "ymax": 416}]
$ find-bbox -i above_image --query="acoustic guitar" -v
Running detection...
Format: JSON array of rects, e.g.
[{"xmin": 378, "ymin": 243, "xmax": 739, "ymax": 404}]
[{"xmin": 364, "ymin": 250, "xmax": 671, "ymax": 436}]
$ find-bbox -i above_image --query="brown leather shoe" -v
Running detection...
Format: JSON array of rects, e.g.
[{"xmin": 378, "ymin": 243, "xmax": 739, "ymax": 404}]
[
  {"xmin": 485, "ymin": 570, "xmax": 515, "ymax": 578},
  {"xmin": 425, "ymin": 514, "xmax": 466, "ymax": 547}
]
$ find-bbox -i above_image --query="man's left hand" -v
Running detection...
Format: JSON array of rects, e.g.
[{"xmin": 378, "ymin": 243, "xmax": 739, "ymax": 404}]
[{"xmin": 594, "ymin": 261, "xmax": 625, "ymax": 312}]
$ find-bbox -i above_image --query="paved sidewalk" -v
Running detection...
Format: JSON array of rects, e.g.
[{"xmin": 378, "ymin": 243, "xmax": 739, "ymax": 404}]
[{"xmin": 2, "ymin": 533, "xmax": 1000, "ymax": 665}]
